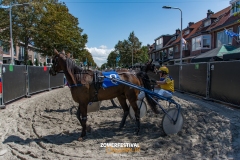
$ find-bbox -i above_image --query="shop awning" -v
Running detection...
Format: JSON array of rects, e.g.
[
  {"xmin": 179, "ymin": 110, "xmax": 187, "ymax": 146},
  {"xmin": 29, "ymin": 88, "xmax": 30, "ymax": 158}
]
[{"xmin": 191, "ymin": 45, "xmax": 239, "ymax": 63}]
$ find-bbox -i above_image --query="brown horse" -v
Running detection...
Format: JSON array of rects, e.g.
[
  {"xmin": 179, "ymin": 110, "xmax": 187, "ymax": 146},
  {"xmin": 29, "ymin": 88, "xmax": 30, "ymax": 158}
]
[{"xmin": 49, "ymin": 49, "xmax": 159, "ymax": 141}]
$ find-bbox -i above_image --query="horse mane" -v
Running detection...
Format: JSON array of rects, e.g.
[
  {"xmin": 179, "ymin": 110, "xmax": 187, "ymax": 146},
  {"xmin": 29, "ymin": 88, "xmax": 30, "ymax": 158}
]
[
  {"xmin": 136, "ymin": 71, "xmax": 160, "ymax": 114},
  {"xmin": 66, "ymin": 58, "xmax": 78, "ymax": 85},
  {"xmin": 65, "ymin": 57, "xmax": 93, "ymax": 85}
]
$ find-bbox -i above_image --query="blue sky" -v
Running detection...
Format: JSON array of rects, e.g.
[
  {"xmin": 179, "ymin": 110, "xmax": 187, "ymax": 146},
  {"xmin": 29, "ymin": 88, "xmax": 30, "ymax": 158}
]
[{"xmin": 62, "ymin": 0, "xmax": 230, "ymax": 66}]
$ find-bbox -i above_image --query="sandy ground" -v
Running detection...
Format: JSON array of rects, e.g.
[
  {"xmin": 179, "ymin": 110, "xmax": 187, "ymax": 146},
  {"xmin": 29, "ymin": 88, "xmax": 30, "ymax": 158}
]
[{"xmin": 0, "ymin": 87, "xmax": 240, "ymax": 160}]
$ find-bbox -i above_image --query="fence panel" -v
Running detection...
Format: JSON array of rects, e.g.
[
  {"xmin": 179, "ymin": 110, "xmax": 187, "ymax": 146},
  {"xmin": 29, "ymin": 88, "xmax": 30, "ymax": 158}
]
[
  {"xmin": 50, "ymin": 73, "xmax": 64, "ymax": 88},
  {"xmin": 2, "ymin": 65, "xmax": 26, "ymax": 103},
  {"xmin": 209, "ymin": 61, "xmax": 240, "ymax": 106},
  {"xmin": 180, "ymin": 63, "xmax": 208, "ymax": 97},
  {"xmin": 28, "ymin": 66, "xmax": 49, "ymax": 94},
  {"xmin": 167, "ymin": 65, "xmax": 180, "ymax": 90}
]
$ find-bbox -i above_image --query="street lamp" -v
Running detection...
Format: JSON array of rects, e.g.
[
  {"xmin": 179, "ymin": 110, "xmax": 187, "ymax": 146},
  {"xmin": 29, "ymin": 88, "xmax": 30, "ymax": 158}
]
[
  {"xmin": 162, "ymin": 6, "xmax": 182, "ymax": 65},
  {"xmin": 131, "ymin": 48, "xmax": 133, "ymax": 67},
  {"xmin": 9, "ymin": 3, "xmax": 30, "ymax": 65}
]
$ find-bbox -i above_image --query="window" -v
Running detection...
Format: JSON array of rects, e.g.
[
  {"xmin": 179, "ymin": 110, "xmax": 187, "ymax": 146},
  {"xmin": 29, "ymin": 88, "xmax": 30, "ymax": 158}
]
[
  {"xmin": 156, "ymin": 38, "xmax": 163, "ymax": 50},
  {"xmin": 156, "ymin": 52, "xmax": 160, "ymax": 61},
  {"xmin": 2, "ymin": 43, "xmax": 9, "ymax": 53},
  {"xmin": 19, "ymin": 46, "xmax": 25, "ymax": 60},
  {"xmin": 238, "ymin": 26, "xmax": 240, "ymax": 40},
  {"xmin": 175, "ymin": 45, "xmax": 179, "ymax": 52},
  {"xmin": 184, "ymin": 30, "xmax": 190, "ymax": 35},
  {"xmin": 168, "ymin": 47, "xmax": 173, "ymax": 59},
  {"xmin": 183, "ymin": 43, "xmax": 188, "ymax": 50},
  {"xmin": 202, "ymin": 35, "xmax": 211, "ymax": 48},
  {"xmin": 170, "ymin": 36, "xmax": 176, "ymax": 41},
  {"xmin": 192, "ymin": 36, "xmax": 202, "ymax": 51},
  {"xmin": 216, "ymin": 29, "xmax": 233, "ymax": 47},
  {"xmin": 192, "ymin": 35, "xmax": 211, "ymax": 51},
  {"xmin": 230, "ymin": 0, "xmax": 240, "ymax": 15},
  {"xmin": 204, "ymin": 19, "xmax": 211, "ymax": 27}
]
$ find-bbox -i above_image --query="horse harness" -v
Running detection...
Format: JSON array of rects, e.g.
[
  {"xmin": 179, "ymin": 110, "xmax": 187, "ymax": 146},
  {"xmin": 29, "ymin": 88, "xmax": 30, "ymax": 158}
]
[{"xmin": 71, "ymin": 69, "xmax": 104, "ymax": 102}]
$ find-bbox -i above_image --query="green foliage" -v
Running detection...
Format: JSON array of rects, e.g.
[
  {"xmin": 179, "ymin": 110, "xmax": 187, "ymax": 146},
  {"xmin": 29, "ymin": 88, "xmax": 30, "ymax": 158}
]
[
  {"xmin": 78, "ymin": 49, "xmax": 96, "ymax": 67},
  {"xmin": 0, "ymin": 0, "xmax": 89, "ymax": 64},
  {"xmin": 113, "ymin": 31, "xmax": 143, "ymax": 67},
  {"xmin": 107, "ymin": 51, "xmax": 118, "ymax": 67},
  {"xmin": 27, "ymin": 60, "xmax": 33, "ymax": 65},
  {"xmin": 101, "ymin": 63, "xmax": 107, "ymax": 70}
]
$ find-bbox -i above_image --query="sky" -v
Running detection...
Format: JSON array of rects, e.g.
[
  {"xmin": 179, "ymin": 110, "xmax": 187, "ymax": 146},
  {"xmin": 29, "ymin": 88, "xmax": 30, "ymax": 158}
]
[{"xmin": 62, "ymin": 0, "xmax": 231, "ymax": 66}]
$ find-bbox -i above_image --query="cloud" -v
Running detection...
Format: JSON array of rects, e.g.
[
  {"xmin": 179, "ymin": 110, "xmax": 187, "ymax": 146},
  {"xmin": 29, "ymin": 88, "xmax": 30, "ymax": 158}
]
[{"xmin": 86, "ymin": 45, "xmax": 114, "ymax": 67}]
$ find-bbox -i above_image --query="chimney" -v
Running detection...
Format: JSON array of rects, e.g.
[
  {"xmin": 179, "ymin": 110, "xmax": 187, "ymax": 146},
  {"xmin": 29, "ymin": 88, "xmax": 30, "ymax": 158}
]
[
  {"xmin": 207, "ymin": 9, "xmax": 214, "ymax": 18},
  {"xmin": 188, "ymin": 22, "xmax": 194, "ymax": 27},
  {"xmin": 176, "ymin": 29, "xmax": 180, "ymax": 35}
]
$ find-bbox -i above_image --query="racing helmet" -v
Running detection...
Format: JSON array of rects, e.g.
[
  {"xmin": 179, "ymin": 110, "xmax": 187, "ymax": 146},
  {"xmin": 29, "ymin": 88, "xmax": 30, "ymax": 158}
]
[{"xmin": 159, "ymin": 66, "xmax": 169, "ymax": 74}]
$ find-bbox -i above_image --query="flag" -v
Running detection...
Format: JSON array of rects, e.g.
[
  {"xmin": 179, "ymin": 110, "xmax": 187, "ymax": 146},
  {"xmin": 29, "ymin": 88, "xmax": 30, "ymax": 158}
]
[
  {"xmin": 225, "ymin": 29, "xmax": 239, "ymax": 37},
  {"xmin": 83, "ymin": 58, "xmax": 87, "ymax": 65},
  {"xmin": 182, "ymin": 38, "xmax": 187, "ymax": 47},
  {"xmin": 116, "ymin": 55, "xmax": 120, "ymax": 62}
]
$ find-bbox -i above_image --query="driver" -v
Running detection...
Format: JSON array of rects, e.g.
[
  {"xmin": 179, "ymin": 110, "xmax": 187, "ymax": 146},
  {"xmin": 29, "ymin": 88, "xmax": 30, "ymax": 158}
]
[{"xmin": 155, "ymin": 66, "xmax": 174, "ymax": 98}]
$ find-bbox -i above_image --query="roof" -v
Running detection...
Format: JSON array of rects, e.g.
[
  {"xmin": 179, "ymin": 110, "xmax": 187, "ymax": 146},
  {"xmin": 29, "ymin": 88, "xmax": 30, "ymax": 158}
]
[
  {"xmin": 148, "ymin": 43, "xmax": 155, "ymax": 54},
  {"xmin": 163, "ymin": 7, "xmax": 231, "ymax": 50}
]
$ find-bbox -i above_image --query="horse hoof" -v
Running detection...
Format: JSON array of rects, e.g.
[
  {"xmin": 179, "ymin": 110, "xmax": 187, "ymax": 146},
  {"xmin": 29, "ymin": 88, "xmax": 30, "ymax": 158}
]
[
  {"xmin": 78, "ymin": 137, "xmax": 85, "ymax": 141},
  {"xmin": 134, "ymin": 129, "xmax": 140, "ymax": 135}
]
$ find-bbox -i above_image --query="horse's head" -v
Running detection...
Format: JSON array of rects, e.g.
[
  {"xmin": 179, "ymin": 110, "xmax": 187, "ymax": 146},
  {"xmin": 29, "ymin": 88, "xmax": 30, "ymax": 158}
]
[
  {"xmin": 49, "ymin": 49, "xmax": 66, "ymax": 76},
  {"xmin": 141, "ymin": 59, "xmax": 155, "ymax": 73}
]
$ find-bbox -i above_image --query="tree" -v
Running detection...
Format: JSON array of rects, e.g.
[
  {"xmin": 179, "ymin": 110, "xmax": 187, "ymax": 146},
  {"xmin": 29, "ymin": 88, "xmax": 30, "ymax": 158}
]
[
  {"xmin": 137, "ymin": 46, "xmax": 149, "ymax": 64},
  {"xmin": 0, "ymin": 0, "xmax": 88, "ymax": 64},
  {"xmin": 78, "ymin": 49, "xmax": 96, "ymax": 67},
  {"xmin": 107, "ymin": 51, "xmax": 118, "ymax": 68},
  {"xmin": 101, "ymin": 63, "xmax": 107, "ymax": 70},
  {"xmin": 114, "ymin": 31, "xmax": 142, "ymax": 67}
]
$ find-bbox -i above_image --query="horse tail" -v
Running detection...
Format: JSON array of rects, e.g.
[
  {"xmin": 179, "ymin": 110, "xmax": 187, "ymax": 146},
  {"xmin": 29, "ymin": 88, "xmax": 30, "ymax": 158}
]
[{"xmin": 136, "ymin": 71, "xmax": 160, "ymax": 114}]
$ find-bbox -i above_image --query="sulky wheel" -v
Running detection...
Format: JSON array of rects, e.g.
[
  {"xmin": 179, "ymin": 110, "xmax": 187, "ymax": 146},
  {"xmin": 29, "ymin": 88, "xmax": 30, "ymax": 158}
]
[
  {"xmin": 162, "ymin": 108, "xmax": 184, "ymax": 135},
  {"xmin": 129, "ymin": 100, "xmax": 147, "ymax": 120}
]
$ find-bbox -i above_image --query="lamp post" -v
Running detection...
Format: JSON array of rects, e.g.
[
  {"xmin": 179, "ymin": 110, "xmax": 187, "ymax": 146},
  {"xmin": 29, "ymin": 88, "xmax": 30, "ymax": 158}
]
[
  {"xmin": 162, "ymin": 6, "xmax": 182, "ymax": 65},
  {"xmin": 9, "ymin": 3, "xmax": 30, "ymax": 65},
  {"xmin": 131, "ymin": 48, "xmax": 133, "ymax": 67}
]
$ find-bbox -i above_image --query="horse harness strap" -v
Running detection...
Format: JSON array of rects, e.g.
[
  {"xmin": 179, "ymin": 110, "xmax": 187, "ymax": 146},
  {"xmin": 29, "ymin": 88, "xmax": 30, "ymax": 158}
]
[
  {"xmin": 92, "ymin": 71, "xmax": 104, "ymax": 102},
  {"xmin": 67, "ymin": 83, "xmax": 83, "ymax": 88}
]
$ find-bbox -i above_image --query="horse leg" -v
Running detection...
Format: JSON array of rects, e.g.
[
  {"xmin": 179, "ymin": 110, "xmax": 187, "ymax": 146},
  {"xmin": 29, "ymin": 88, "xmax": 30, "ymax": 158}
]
[
  {"xmin": 76, "ymin": 107, "xmax": 82, "ymax": 126},
  {"xmin": 110, "ymin": 99, "xmax": 119, "ymax": 108},
  {"xmin": 129, "ymin": 100, "xmax": 141, "ymax": 135},
  {"xmin": 76, "ymin": 104, "xmax": 88, "ymax": 141},
  {"xmin": 117, "ymin": 96, "xmax": 129, "ymax": 129}
]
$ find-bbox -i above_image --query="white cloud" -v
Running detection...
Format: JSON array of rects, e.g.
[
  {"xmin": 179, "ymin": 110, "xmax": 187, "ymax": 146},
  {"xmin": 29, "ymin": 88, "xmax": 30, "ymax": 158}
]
[{"xmin": 86, "ymin": 45, "xmax": 114, "ymax": 67}]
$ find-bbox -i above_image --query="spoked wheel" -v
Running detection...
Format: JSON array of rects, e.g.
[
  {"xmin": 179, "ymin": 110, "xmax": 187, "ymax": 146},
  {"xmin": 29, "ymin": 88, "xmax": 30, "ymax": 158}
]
[
  {"xmin": 129, "ymin": 100, "xmax": 147, "ymax": 120},
  {"xmin": 162, "ymin": 108, "xmax": 184, "ymax": 135}
]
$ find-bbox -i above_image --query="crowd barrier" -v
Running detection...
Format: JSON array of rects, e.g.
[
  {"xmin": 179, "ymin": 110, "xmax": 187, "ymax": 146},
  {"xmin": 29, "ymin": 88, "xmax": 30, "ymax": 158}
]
[
  {"xmin": 1, "ymin": 61, "xmax": 239, "ymax": 108},
  {"xmin": 0, "ymin": 65, "xmax": 64, "ymax": 108},
  {"xmin": 162, "ymin": 61, "xmax": 240, "ymax": 107}
]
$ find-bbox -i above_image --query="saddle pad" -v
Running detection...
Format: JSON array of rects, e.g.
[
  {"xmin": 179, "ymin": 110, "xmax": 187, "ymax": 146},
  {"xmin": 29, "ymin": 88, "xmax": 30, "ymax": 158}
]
[{"xmin": 102, "ymin": 71, "xmax": 120, "ymax": 88}]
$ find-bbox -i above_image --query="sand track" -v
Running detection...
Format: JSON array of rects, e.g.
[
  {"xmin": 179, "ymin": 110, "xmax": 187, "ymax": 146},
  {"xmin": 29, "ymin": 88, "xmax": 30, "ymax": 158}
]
[{"xmin": 0, "ymin": 87, "xmax": 240, "ymax": 159}]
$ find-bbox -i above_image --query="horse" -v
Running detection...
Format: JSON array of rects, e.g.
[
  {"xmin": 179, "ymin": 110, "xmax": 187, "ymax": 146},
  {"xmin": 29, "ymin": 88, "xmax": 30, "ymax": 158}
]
[{"xmin": 49, "ymin": 49, "xmax": 159, "ymax": 141}]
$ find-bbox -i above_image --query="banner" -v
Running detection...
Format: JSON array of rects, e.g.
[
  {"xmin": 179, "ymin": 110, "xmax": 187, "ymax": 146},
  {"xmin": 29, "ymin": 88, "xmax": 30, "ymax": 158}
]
[
  {"xmin": 116, "ymin": 55, "xmax": 120, "ymax": 62},
  {"xmin": 225, "ymin": 29, "xmax": 239, "ymax": 37}
]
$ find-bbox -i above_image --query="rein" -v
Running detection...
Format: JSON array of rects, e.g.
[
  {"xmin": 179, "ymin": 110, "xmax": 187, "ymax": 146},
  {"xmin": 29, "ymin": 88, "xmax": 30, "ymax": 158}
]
[{"xmin": 66, "ymin": 83, "xmax": 83, "ymax": 88}]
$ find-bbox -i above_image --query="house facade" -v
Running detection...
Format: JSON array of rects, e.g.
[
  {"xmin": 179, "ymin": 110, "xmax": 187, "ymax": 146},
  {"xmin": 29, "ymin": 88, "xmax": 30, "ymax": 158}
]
[
  {"xmin": 0, "ymin": 40, "xmax": 47, "ymax": 65},
  {"xmin": 148, "ymin": 0, "xmax": 240, "ymax": 67}
]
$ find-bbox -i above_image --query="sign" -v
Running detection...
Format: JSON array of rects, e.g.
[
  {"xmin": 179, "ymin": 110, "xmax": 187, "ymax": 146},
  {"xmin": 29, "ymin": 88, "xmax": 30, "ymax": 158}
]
[
  {"xmin": 195, "ymin": 64, "xmax": 199, "ymax": 69},
  {"xmin": 9, "ymin": 64, "xmax": 13, "ymax": 71},
  {"xmin": 43, "ymin": 66, "xmax": 47, "ymax": 71}
]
